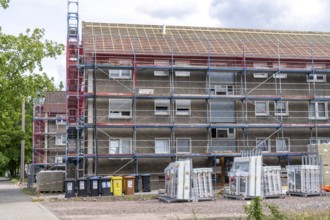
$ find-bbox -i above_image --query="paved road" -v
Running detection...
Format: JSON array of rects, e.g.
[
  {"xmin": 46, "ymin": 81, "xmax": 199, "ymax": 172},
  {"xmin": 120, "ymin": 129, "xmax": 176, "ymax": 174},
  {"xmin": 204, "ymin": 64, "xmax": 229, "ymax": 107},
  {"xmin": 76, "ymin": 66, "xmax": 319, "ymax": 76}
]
[{"xmin": 0, "ymin": 178, "xmax": 58, "ymax": 220}]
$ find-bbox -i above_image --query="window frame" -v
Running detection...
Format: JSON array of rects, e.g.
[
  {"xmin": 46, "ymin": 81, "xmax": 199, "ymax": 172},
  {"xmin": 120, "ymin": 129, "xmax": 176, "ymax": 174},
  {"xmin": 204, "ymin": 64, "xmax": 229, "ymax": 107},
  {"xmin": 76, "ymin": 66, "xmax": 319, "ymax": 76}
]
[
  {"xmin": 253, "ymin": 73, "xmax": 268, "ymax": 78},
  {"xmin": 256, "ymin": 138, "xmax": 271, "ymax": 153},
  {"xmin": 155, "ymin": 138, "xmax": 170, "ymax": 154},
  {"xmin": 154, "ymin": 70, "xmax": 169, "ymax": 77},
  {"xmin": 274, "ymin": 101, "xmax": 289, "ymax": 116},
  {"xmin": 154, "ymin": 99, "xmax": 170, "ymax": 115},
  {"xmin": 212, "ymin": 128, "xmax": 236, "ymax": 139},
  {"xmin": 175, "ymin": 100, "xmax": 191, "ymax": 116},
  {"xmin": 255, "ymin": 101, "xmax": 269, "ymax": 116},
  {"xmin": 176, "ymin": 138, "xmax": 191, "ymax": 154},
  {"xmin": 175, "ymin": 71, "xmax": 191, "ymax": 77},
  {"xmin": 272, "ymin": 73, "xmax": 287, "ymax": 79},
  {"xmin": 275, "ymin": 137, "xmax": 290, "ymax": 153},
  {"xmin": 56, "ymin": 135, "xmax": 66, "ymax": 145},
  {"xmin": 56, "ymin": 114, "xmax": 66, "ymax": 125},
  {"xmin": 55, "ymin": 155, "xmax": 63, "ymax": 164},
  {"xmin": 109, "ymin": 69, "xmax": 132, "ymax": 79},
  {"xmin": 109, "ymin": 138, "xmax": 132, "ymax": 154},
  {"xmin": 310, "ymin": 137, "xmax": 330, "ymax": 145},
  {"xmin": 308, "ymin": 101, "xmax": 328, "ymax": 120},
  {"xmin": 214, "ymin": 85, "xmax": 234, "ymax": 95},
  {"xmin": 175, "ymin": 60, "xmax": 190, "ymax": 67},
  {"xmin": 109, "ymin": 99, "xmax": 132, "ymax": 119},
  {"xmin": 306, "ymin": 74, "xmax": 326, "ymax": 83}
]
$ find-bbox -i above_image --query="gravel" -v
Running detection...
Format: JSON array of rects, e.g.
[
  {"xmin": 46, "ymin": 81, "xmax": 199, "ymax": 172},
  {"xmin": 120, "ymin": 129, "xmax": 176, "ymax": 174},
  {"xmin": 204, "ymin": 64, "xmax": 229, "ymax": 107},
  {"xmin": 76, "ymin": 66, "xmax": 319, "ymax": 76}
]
[{"xmin": 42, "ymin": 193, "xmax": 330, "ymax": 220}]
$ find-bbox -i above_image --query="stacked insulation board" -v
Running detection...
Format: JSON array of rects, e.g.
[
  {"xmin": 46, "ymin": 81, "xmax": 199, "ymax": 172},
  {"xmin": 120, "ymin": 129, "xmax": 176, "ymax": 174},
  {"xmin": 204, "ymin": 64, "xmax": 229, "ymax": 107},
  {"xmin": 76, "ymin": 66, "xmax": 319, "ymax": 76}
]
[
  {"xmin": 318, "ymin": 144, "xmax": 330, "ymax": 185},
  {"xmin": 307, "ymin": 144, "xmax": 330, "ymax": 185},
  {"xmin": 37, "ymin": 170, "xmax": 65, "ymax": 192}
]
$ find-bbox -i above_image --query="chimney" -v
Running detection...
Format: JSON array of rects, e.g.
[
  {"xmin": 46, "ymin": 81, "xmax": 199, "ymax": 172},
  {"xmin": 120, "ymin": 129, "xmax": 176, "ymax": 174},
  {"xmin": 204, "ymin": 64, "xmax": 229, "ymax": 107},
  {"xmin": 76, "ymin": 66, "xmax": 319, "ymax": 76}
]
[{"xmin": 162, "ymin": 24, "xmax": 166, "ymax": 35}]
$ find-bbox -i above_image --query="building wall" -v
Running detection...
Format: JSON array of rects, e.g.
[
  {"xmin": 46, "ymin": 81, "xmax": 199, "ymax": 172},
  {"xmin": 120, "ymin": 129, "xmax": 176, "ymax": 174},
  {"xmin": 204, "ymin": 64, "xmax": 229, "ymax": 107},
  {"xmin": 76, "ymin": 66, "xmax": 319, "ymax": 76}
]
[{"xmin": 84, "ymin": 57, "xmax": 330, "ymax": 187}]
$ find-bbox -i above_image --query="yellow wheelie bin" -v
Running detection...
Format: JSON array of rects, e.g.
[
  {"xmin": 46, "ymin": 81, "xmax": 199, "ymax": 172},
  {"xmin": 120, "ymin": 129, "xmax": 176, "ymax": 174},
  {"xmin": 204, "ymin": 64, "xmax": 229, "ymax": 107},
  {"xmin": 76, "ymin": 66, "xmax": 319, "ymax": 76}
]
[{"xmin": 111, "ymin": 176, "xmax": 123, "ymax": 196}]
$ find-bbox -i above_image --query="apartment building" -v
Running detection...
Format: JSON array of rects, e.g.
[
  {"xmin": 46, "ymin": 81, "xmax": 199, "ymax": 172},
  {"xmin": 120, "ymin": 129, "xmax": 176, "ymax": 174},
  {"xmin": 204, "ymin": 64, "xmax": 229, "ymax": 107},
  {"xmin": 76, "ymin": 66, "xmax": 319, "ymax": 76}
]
[
  {"xmin": 66, "ymin": 3, "xmax": 330, "ymax": 188},
  {"xmin": 32, "ymin": 92, "xmax": 66, "ymax": 174}
]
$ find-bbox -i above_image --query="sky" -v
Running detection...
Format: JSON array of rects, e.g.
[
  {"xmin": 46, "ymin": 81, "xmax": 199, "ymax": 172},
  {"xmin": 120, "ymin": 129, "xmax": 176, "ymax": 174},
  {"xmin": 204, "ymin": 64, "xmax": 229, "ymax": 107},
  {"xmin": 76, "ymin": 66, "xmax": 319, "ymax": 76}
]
[{"xmin": 0, "ymin": 0, "xmax": 330, "ymax": 87}]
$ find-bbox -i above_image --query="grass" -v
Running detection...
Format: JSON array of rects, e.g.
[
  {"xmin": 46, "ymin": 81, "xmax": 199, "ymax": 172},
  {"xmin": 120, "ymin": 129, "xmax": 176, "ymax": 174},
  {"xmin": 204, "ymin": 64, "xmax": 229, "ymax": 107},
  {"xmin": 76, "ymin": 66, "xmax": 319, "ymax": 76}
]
[
  {"xmin": 243, "ymin": 196, "xmax": 330, "ymax": 220},
  {"xmin": 288, "ymin": 210, "xmax": 330, "ymax": 220},
  {"xmin": 10, "ymin": 178, "xmax": 19, "ymax": 184},
  {"xmin": 23, "ymin": 187, "xmax": 38, "ymax": 196}
]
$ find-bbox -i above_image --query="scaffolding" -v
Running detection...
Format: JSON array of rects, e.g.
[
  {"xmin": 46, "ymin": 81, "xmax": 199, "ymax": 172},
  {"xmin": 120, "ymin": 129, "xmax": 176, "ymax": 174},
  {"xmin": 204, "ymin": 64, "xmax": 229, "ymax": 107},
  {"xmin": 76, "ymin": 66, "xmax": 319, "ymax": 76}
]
[
  {"xmin": 65, "ymin": 5, "xmax": 330, "ymax": 187},
  {"xmin": 32, "ymin": 92, "xmax": 67, "ymax": 176},
  {"xmin": 66, "ymin": 0, "xmax": 85, "ymax": 179}
]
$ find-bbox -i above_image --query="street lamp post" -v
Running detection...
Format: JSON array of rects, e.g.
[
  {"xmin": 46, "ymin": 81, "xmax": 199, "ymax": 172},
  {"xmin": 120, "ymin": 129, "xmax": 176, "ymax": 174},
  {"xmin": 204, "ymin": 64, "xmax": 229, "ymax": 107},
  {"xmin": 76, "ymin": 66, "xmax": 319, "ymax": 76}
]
[{"xmin": 19, "ymin": 99, "xmax": 25, "ymax": 185}]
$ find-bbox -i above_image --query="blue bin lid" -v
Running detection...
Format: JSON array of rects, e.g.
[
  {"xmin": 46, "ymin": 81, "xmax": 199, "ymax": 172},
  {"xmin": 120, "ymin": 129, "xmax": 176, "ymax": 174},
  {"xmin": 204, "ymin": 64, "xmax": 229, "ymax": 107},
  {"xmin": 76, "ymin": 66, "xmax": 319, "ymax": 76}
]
[
  {"xmin": 89, "ymin": 176, "xmax": 100, "ymax": 180},
  {"xmin": 140, "ymin": 174, "xmax": 151, "ymax": 177},
  {"xmin": 101, "ymin": 177, "xmax": 111, "ymax": 180}
]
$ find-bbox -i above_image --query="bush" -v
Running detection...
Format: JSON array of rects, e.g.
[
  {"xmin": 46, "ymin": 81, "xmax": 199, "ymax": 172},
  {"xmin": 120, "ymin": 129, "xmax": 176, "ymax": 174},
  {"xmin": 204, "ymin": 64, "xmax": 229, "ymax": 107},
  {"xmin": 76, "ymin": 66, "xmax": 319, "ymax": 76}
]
[
  {"xmin": 244, "ymin": 196, "xmax": 266, "ymax": 220},
  {"xmin": 244, "ymin": 197, "xmax": 288, "ymax": 220}
]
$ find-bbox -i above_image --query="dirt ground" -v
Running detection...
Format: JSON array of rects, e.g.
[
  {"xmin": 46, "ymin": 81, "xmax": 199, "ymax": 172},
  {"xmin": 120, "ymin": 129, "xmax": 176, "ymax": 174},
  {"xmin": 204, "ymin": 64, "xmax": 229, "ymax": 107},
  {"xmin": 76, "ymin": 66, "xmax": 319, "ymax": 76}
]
[{"xmin": 42, "ymin": 192, "xmax": 330, "ymax": 220}]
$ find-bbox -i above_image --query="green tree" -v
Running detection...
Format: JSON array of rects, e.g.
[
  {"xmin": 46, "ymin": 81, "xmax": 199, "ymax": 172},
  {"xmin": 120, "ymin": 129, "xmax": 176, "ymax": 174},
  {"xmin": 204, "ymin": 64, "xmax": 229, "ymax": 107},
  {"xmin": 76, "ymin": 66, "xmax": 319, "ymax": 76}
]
[
  {"xmin": 0, "ymin": 2, "xmax": 65, "ymax": 176},
  {"xmin": 0, "ymin": 0, "xmax": 9, "ymax": 9}
]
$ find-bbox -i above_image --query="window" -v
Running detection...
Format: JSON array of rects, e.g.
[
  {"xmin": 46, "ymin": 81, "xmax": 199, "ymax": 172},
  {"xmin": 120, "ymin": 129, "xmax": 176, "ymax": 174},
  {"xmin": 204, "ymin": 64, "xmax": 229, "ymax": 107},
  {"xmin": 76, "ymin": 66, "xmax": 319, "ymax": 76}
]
[
  {"xmin": 174, "ymin": 60, "xmax": 190, "ymax": 77},
  {"xmin": 276, "ymin": 137, "xmax": 290, "ymax": 152},
  {"xmin": 109, "ymin": 69, "xmax": 132, "ymax": 79},
  {"xmin": 214, "ymin": 85, "xmax": 234, "ymax": 95},
  {"xmin": 154, "ymin": 59, "xmax": 170, "ymax": 66},
  {"xmin": 154, "ymin": 70, "xmax": 169, "ymax": 76},
  {"xmin": 175, "ymin": 60, "xmax": 190, "ymax": 67},
  {"xmin": 256, "ymin": 138, "xmax": 270, "ymax": 152},
  {"xmin": 255, "ymin": 101, "xmax": 269, "ymax": 116},
  {"xmin": 56, "ymin": 135, "xmax": 66, "ymax": 145},
  {"xmin": 175, "ymin": 100, "xmax": 191, "ymax": 115},
  {"xmin": 175, "ymin": 71, "xmax": 190, "ymax": 77},
  {"xmin": 211, "ymin": 128, "xmax": 236, "ymax": 139},
  {"xmin": 253, "ymin": 73, "xmax": 268, "ymax": 78},
  {"xmin": 310, "ymin": 138, "xmax": 330, "ymax": 145},
  {"xmin": 274, "ymin": 101, "xmax": 289, "ymax": 116},
  {"xmin": 109, "ymin": 138, "xmax": 132, "ymax": 154},
  {"xmin": 306, "ymin": 74, "xmax": 326, "ymax": 82},
  {"xmin": 273, "ymin": 73, "xmax": 287, "ymax": 79},
  {"xmin": 55, "ymin": 156, "xmax": 63, "ymax": 163},
  {"xmin": 109, "ymin": 99, "xmax": 132, "ymax": 119},
  {"xmin": 176, "ymin": 138, "xmax": 191, "ymax": 153},
  {"xmin": 154, "ymin": 99, "xmax": 170, "ymax": 115},
  {"xmin": 309, "ymin": 102, "xmax": 328, "ymax": 120},
  {"xmin": 155, "ymin": 139, "xmax": 170, "ymax": 154},
  {"xmin": 56, "ymin": 114, "xmax": 66, "ymax": 125}
]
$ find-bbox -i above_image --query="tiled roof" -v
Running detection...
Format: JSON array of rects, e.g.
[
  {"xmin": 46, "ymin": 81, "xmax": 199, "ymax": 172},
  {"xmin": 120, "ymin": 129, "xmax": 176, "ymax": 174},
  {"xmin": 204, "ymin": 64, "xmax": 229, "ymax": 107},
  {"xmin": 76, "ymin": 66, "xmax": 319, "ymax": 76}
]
[
  {"xmin": 81, "ymin": 22, "xmax": 330, "ymax": 59},
  {"xmin": 44, "ymin": 91, "xmax": 66, "ymax": 113}
]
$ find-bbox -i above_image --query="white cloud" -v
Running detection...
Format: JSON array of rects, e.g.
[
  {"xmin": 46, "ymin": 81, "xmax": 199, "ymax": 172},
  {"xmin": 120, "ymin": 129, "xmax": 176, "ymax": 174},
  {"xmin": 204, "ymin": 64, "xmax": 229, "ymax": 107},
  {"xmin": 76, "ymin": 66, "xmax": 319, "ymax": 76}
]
[
  {"xmin": 79, "ymin": 0, "xmax": 219, "ymax": 27},
  {"xmin": 210, "ymin": 0, "xmax": 330, "ymax": 31}
]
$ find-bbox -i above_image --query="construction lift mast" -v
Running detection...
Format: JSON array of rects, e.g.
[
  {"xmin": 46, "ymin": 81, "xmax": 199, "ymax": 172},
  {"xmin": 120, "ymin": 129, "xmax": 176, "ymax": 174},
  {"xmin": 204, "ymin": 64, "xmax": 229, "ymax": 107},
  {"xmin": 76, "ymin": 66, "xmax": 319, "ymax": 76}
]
[{"xmin": 66, "ymin": 0, "xmax": 85, "ymax": 179}]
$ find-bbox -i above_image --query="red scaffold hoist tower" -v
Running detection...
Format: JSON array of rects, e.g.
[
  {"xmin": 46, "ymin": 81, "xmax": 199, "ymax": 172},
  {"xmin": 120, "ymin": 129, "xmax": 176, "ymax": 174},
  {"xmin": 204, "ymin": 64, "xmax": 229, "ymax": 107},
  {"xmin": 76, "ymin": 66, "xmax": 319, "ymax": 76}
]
[{"xmin": 66, "ymin": 0, "xmax": 85, "ymax": 179}]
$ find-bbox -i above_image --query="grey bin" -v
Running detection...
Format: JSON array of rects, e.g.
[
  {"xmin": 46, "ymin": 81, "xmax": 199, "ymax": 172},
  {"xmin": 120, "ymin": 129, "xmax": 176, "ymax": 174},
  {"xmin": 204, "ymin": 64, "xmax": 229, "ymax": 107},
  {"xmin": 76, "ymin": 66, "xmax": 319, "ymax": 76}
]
[
  {"xmin": 100, "ymin": 177, "xmax": 111, "ymax": 196},
  {"xmin": 89, "ymin": 176, "xmax": 100, "ymax": 196},
  {"xmin": 131, "ymin": 174, "xmax": 140, "ymax": 193},
  {"xmin": 64, "ymin": 179, "xmax": 76, "ymax": 198},
  {"xmin": 77, "ymin": 177, "xmax": 88, "ymax": 197},
  {"xmin": 141, "ymin": 174, "xmax": 151, "ymax": 192}
]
